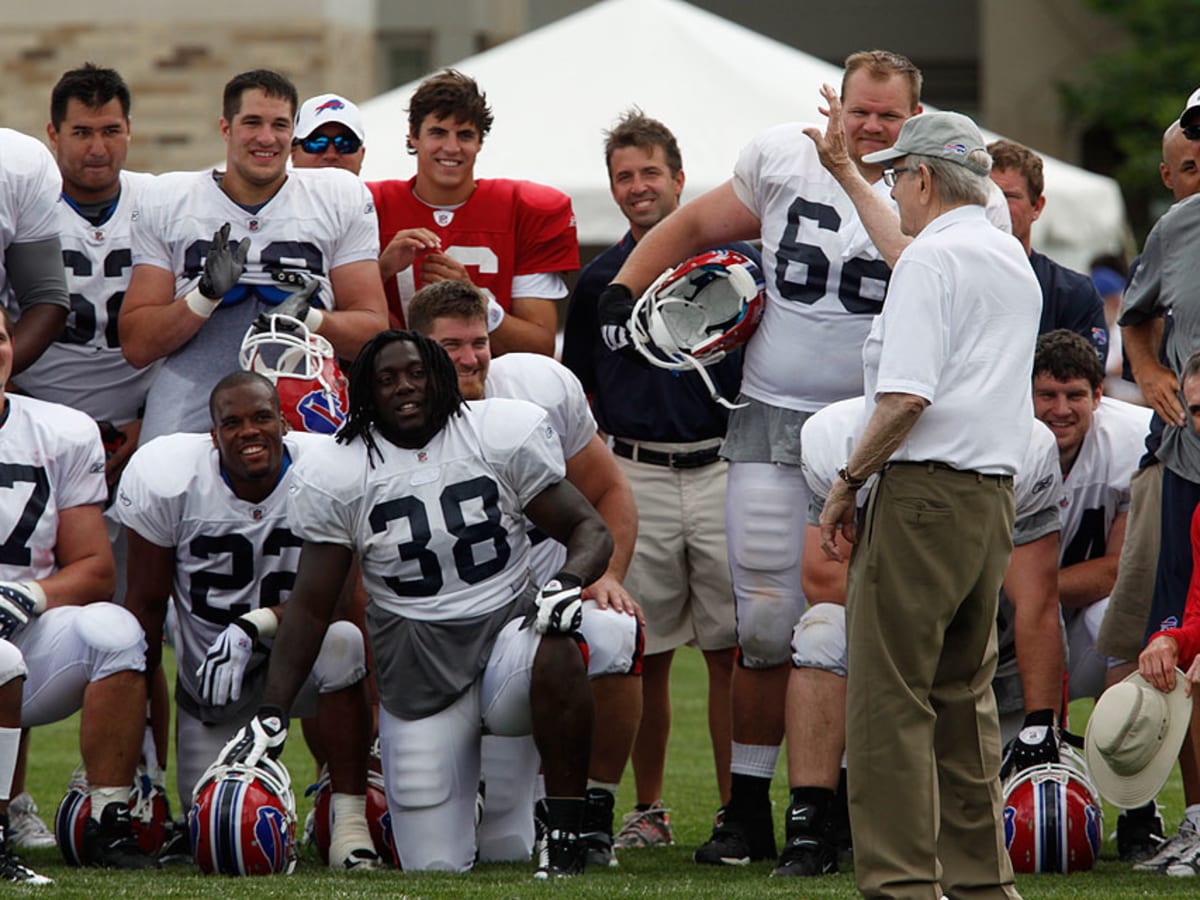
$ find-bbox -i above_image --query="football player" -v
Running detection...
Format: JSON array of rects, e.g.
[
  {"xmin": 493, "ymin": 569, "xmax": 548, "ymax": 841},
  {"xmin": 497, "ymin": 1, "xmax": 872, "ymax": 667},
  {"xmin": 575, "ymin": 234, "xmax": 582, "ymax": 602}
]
[
  {"xmin": 119, "ymin": 69, "xmax": 387, "ymax": 445},
  {"xmin": 0, "ymin": 304, "xmax": 155, "ymax": 875},
  {"xmin": 596, "ymin": 50, "xmax": 928, "ymax": 865},
  {"xmin": 111, "ymin": 371, "xmax": 380, "ymax": 871},
  {"xmin": 408, "ymin": 279, "xmax": 642, "ymax": 867},
  {"xmin": 369, "ymin": 69, "xmax": 577, "ymax": 356},
  {"xmin": 290, "ymin": 93, "xmax": 365, "ymax": 176},
  {"xmin": 774, "ymin": 395, "xmax": 1065, "ymax": 875},
  {"xmin": 0, "ymin": 128, "xmax": 69, "ymax": 375},
  {"xmin": 231, "ymin": 330, "xmax": 611, "ymax": 877}
]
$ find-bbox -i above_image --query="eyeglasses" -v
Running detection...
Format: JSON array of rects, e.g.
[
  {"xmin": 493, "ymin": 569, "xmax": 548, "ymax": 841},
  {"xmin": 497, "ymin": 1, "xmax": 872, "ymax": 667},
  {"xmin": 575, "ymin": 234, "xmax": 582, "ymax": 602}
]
[
  {"xmin": 882, "ymin": 166, "xmax": 914, "ymax": 188},
  {"xmin": 1184, "ymin": 124, "xmax": 1200, "ymax": 142},
  {"xmin": 294, "ymin": 133, "xmax": 362, "ymax": 155}
]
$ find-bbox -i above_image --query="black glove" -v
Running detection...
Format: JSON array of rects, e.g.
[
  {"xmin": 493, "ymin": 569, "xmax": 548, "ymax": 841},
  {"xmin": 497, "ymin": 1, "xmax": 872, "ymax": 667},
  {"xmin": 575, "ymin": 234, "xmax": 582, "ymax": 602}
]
[
  {"xmin": 219, "ymin": 705, "xmax": 289, "ymax": 767},
  {"xmin": 1000, "ymin": 708, "xmax": 1059, "ymax": 781},
  {"xmin": 198, "ymin": 223, "xmax": 250, "ymax": 300},
  {"xmin": 597, "ymin": 283, "xmax": 636, "ymax": 352}
]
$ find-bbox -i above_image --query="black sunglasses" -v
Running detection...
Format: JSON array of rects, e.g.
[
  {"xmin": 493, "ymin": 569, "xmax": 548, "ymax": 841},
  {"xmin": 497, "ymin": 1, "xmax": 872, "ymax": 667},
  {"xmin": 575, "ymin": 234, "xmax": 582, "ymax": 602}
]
[
  {"xmin": 1184, "ymin": 123, "xmax": 1200, "ymax": 142},
  {"xmin": 295, "ymin": 133, "xmax": 362, "ymax": 155}
]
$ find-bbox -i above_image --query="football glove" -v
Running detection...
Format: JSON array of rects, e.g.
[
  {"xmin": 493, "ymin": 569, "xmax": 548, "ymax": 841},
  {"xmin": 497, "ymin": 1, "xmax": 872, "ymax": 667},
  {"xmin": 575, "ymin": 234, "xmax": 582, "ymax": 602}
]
[
  {"xmin": 196, "ymin": 618, "xmax": 258, "ymax": 706},
  {"xmin": 0, "ymin": 581, "xmax": 46, "ymax": 639},
  {"xmin": 220, "ymin": 705, "xmax": 289, "ymax": 768},
  {"xmin": 534, "ymin": 573, "xmax": 584, "ymax": 635},
  {"xmin": 597, "ymin": 283, "xmax": 635, "ymax": 352},
  {"xmin": 253, "ymin": 270, "xmax": 324, "ymax": 333},
  {"xmin": 199, "ymin": 223, "xmax": 250, "ymax": 300},
  {"xmin": 1000, "ymin": 708, "xmax": 1060, "ymax": 781}
]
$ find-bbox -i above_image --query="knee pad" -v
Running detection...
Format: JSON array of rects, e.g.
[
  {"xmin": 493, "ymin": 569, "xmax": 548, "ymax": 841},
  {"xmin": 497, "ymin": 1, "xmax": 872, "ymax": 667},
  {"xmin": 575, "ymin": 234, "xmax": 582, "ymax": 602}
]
[
  {"xmin": 477, "ymin": 734, "xmax": 539, "ymax": 862},
  {"xmin": 790, "ymin": 603, "xmax": 847, "ymax": 677},
  {"xmin": 577, "ymin": 603, "xmax": 642, "ymax": 677},
  {"xmin": 0, "ymin": 639, "xmax": 26, "ymax": 686},
  {"xmin": 312, "ymin": 620, "xmax": 366, "ymax": 692},
  {"xmin": 380, "ymin": 694, "xmax": 478, "ymax": 810},
  {"xmin": 72, "ymin": 603, "xmax": 146, "ymax": 678}
]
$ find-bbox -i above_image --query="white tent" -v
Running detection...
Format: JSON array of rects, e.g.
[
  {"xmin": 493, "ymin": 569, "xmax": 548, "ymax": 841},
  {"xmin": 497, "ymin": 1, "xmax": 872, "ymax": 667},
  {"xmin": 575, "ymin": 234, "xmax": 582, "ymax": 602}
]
[{"xmin": 358, "ymin": 0, "xmax": 1127, "ymax": 272}]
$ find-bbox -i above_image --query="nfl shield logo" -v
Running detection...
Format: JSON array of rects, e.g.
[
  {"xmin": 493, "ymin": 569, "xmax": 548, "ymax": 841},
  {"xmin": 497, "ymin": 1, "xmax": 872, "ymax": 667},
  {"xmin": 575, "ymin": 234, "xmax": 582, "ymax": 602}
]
[
  {"xmin": 433, "ymin": 210, "xmax": 454, "ymax": 227},
  {"xmin": 248, "ymin": 219, "xmax": 261, "ymax": 232}
]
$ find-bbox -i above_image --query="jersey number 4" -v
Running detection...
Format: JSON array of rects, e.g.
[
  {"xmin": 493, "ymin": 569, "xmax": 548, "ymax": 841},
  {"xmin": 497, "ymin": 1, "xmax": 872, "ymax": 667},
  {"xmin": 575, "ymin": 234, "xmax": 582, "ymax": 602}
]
[{"xmin": 369, "ymin": 476, "xmax": 510, "ymax": 597}]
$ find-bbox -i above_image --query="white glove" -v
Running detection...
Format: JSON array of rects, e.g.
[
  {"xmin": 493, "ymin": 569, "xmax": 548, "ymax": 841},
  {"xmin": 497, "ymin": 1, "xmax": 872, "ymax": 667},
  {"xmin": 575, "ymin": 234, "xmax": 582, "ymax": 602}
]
[
  {"xmin": 0, "ymin": 581, "xmax": 46, "ymax": 639},
  {"xmin": 196, "ymin": 619, "xmax": 257, "ymax": 706},
  {"xmin": 220, "ymin": 706, "xmax": 289, "ymax": 768},
  {"xmin": 534, "ymin": 573, "xmax": 584, "ymax": 635}
]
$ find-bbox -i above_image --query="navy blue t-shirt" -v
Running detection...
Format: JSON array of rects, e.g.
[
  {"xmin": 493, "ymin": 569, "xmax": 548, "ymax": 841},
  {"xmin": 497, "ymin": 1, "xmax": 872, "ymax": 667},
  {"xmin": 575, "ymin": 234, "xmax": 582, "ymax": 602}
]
[{"xmin": 1030, "ymin": 249, "xmax": 1109, "ymax": 366}]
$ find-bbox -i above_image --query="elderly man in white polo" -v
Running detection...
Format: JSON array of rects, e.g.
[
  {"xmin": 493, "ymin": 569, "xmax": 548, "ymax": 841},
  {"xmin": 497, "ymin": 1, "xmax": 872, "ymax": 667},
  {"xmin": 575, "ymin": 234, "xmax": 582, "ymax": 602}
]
[{"xmin": 819, "ymin": 111, "xmax": 1041, "ymax": 900}]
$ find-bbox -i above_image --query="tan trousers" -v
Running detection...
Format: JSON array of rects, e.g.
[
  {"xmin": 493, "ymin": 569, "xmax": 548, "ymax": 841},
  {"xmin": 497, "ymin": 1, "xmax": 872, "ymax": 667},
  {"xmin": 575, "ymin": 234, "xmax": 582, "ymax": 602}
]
[
  {"xmin": 1096, "ymin": 462, "xmax": 1162, "ymax": 661},
  {"xmin": 845, "ymin": 463, "xmax": 1020, "ymax": 900}
]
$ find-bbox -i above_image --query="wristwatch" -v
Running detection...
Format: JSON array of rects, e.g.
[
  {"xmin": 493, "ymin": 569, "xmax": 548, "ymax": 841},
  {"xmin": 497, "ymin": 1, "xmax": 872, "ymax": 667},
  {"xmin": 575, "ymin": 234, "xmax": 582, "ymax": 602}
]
[{"xmin": 837, "ymin": 464, "xmax": 867, "ymax": 491}]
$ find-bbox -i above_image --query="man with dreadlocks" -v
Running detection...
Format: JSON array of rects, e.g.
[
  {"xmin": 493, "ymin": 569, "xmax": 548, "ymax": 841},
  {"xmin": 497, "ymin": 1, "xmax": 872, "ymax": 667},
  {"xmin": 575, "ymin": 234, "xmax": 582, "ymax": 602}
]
[{"xmin": 223, "ymin": 330, "xmax": 612, "ymax": 878}]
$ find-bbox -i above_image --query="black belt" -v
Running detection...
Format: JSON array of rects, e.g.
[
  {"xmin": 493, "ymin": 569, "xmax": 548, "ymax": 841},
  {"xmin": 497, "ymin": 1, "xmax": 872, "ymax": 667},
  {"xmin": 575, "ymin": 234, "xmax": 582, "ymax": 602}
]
[
  {"xmin": 612, "ymin": 439, "xmax": 722, "ymax": 469},
  {"xmin": 885, "ymin": 460, "xmax": 1013, "ymax": 484}
]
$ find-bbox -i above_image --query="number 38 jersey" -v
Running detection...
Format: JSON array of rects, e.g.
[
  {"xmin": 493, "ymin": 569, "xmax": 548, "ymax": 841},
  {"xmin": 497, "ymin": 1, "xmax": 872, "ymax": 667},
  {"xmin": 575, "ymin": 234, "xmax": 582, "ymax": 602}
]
[
  {"xmin": 287, "ymin": 398, "xmax": 565, "ymax": 622},
  {"xmin": 110, "ymin": 431, "xmax": 321, "ymax": 709},
  {"xmin": 15, "ymin": 171, "xmax": 158, "ymax": 424},
  {"xmin": 0, "ymin": 395, "xmax": 107, "ymax": 583},
  {"xmin": 367, "ymin": 177, "xmax": 578, "ymax": 327}
]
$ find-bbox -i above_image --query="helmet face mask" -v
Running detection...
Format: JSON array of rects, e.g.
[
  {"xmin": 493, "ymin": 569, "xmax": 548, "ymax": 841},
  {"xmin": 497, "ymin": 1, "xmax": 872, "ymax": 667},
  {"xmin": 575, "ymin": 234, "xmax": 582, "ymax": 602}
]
[
  {"xmin": 628, "ymin": 249, "xmax": 765, "ymax": 409},
  {"xmin": 1002, "ymin": 744, "xmax": 1103, "ymax": 873},
  {"xmin": 240, "ymin": 315, "xmax": 349, "ymax": 434},
  {"xmin": 189, "ymin": 755, "xmax": 298, "ymax": 876}
]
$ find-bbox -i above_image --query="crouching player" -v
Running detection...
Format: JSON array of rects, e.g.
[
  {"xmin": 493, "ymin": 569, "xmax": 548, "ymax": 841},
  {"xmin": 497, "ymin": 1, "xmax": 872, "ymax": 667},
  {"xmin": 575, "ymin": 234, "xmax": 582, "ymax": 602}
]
[{"xmin": 111, "ymin": 371, "xmax": 379, "ymax": 870}]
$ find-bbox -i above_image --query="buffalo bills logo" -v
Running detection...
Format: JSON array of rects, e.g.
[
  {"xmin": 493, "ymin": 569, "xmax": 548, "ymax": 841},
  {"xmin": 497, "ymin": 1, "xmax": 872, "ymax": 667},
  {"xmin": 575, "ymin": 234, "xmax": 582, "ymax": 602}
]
[
  {"xmin": 1084, "ymin": 803, "xmax": 1102, "ymax": 858},
  {"xmin": 1162, "ymin": 615, "xmax": 1180, "ymax": 630},
  {"xmin": 254, "ymin": 806, "xmax": 289, "ymax": 872},
  {"xmin": 380, "ymin": 809, "xmax": 396, "ymax": 863},
  {"xmin": 295, "ymin": 389, "xmax": 345, "ymax": 434},
  {"xmin": 1003, "ymin": 805, "xmax": 1016, "ymax": 850},
  {"xmin": 315, "ymin": 99, "xmax": 345, "ymax": 115},
  {"xmin": 1092, "ymin": 326, "xmax": 1108, "ymax": 347},
  {"xmin": 944, "ymin": 141, "xmax": 969, "ymax": 155}
]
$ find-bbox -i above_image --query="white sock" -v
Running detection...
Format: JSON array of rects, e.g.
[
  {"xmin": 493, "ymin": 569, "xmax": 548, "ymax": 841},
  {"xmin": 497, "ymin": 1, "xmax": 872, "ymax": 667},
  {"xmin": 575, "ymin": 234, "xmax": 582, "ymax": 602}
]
[
  {"xmin": 730, "ymin": 742, "xmax": 780, "ymax": 779},
  {"xmin": 0, "ymin": 727, "xmax": 18, "ymax": 802},
  {"xmin": 329, "ymin": 792, "xmax": 373, "ymax": 866},
  {"xmin": 89, "ymin": 786, "xmax": 130, "ymax": 821},
  {"xmin": 586, "ymin": 780, "xmax": 618, "ymax": 796}
]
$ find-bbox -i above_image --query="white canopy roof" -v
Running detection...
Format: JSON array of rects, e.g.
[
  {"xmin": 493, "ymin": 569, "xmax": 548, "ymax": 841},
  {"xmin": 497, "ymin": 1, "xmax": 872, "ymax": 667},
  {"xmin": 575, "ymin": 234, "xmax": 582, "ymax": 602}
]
[{"xmin": 358, "ymin": 0, "xmax": 1127, "ymax": 271}]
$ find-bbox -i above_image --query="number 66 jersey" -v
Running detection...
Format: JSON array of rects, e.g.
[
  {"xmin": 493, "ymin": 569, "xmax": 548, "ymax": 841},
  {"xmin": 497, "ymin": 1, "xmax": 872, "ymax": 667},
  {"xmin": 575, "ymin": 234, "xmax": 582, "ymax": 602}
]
[{"xmin": 287, "ymin": 397, "xmax": 564, "ymax": 623}]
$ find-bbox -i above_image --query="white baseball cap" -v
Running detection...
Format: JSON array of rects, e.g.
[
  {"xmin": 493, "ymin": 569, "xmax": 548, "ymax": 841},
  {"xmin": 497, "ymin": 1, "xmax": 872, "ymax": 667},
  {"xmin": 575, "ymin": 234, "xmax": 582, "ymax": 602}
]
[
  {"xmin": 1084, "ymin": 670, "xmax": 1191, "ymax": 808},
  {"xmin": 295, "ymin": 93, "xmax": 364, "ymax": 142},
  {"xmin": 862, "ymin": 111, "xmax": 991, "ymax": 175},
  {"xmin": 1181, "ymin": 87, "xmax": 1200, "ymax": 130}
]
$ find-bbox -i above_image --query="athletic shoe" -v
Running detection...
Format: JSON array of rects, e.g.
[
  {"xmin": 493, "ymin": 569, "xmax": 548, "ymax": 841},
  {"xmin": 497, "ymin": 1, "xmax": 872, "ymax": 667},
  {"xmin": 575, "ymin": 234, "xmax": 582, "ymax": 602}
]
[
  {"xmin": 614, "ymin": 801, "xmax": 674, "ymax": 849},
  {"xmin": 770, "ymin": 802, "xmax": 837, "ymax": 877},
  {"xmin": 582, "ymin": 788, "xmax": 617, "ymax": 868},
  {"xmin": 8, "ymin": 793, "xmax": 55, "ymax": 850},
  {"xmin": 156, "ymin": 818, "xmax": 192, "ymax": 865},
  {"xmin": 534, "ymin": 828, "xmax": 585, "ymax": 878},
  {"xmin": 82, "ymin": 802, "xmax": 160, "ymax": 869},
  {"xmin": 693, "ymin": 809, "xmax": 776, "ymax": 866},
  {"xmin": 1118, "ymin": 807, "xmax": 1165, "ymax": 863},
  {"xmin": 1136, "ymin": 818, "xmax": 1199, "ymax": 874},
  {"xmin": 333, "ymin": 847, "xmax": 382, "ymax": 872},
  {"xmin": 1166, "ymin": 835, "xmax": 1200, "ymax": 877},
  {"xmin": 0, "ymin": 814, "xmax": 51, "ymax": 886}
]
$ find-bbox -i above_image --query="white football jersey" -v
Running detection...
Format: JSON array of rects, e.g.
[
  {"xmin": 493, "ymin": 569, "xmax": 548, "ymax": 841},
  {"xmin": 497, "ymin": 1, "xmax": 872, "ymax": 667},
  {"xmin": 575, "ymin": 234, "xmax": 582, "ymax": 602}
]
[
  {"xmin": 0, "ymin": 395, "xmax": 106, "ymax": 583},
  {"xmin": 0, "ymin": 130, "xmax": 62, "ymax": 315},
  {"xmin": 133, "ymin": 167, "xmax": 379, "ymax": 441},
  {"xmin": 288, "ymin": 398, "xmax": 565, "ymax": 622},
  {"xmin": 111, "ymin": 431, "xmax": 321, "ymax": 705},
  {"xmin": 1057, "ymin": 396, "xmax": 1151, "ymax": 568},
  {"xmin": 15, "ymin": 171, "xmax": 158, "ymax": 423},
  {"xmin": 484, "ymin": 353, "xmax": 596, "ymax": 581}
]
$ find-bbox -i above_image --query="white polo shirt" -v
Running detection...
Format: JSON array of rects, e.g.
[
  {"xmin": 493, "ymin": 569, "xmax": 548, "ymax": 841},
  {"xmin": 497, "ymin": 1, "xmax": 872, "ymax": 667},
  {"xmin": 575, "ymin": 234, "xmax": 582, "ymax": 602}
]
[{"xmin": 862, "ymin": 204, "xmax": 1041, "ymax": 475}]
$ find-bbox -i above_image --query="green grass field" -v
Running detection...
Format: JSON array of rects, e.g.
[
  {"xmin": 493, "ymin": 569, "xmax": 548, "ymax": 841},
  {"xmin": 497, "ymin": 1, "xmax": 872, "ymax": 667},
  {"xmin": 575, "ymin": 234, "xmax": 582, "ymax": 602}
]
[{"xmin": 15, "ymin": 646, "xmax": 1193, "ymax": 898}]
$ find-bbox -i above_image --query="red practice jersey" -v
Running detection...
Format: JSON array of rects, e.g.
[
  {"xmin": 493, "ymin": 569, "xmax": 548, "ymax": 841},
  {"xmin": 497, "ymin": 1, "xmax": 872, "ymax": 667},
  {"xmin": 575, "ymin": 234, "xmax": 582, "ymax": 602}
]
[{"xmin": 368, "ymin": 177, "xmax": 579, "ymax": 328}]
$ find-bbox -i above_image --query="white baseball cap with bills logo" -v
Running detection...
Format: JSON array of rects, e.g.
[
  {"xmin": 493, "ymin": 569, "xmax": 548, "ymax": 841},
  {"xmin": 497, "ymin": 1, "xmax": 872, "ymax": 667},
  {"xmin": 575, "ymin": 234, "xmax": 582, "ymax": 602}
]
[{"xmin": 295, "ymin": 93, "xmax": 364, "ymax": 142}]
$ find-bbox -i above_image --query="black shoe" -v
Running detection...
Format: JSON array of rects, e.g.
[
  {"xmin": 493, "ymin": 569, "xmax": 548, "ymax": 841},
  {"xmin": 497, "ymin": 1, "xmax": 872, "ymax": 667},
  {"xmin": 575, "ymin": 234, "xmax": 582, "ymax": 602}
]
[
  {"xmin": 534, "ymin": 828, "xmax": 586, "ymax": 878},
  {"xmin": 82, "ymin": 802, "xmax": 161, "ymax": 869},
  {"xmin": 0, "ymin": 815, "xmax": 51, "ymax": 886},
  {"xmin": 157, "ymin": 818, "xmax": 191, "ymax": 865},
  {"xmin": 694, "ymin": 808, "xmax": 776, "ymax": 866},
  {"xmin": 582, "ymin": 788, "xmax": 616, "ymax": 868},
  {"xmin": 771, "ymin": 802, "xmax": 837, "ymax": 877},
  {"xmin": 1118, "ymin": 807, "xmax": 1165, "ymax": 863}
]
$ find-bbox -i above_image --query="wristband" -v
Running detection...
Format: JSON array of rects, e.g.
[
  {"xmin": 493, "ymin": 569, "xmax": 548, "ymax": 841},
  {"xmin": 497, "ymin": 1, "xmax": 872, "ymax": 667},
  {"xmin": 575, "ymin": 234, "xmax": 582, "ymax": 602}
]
[
  {"xmin": 184, "ymin": 287, "xmax": 221, "ymax": 319},
  {"xmin": 303, "ymin": 306, "xmax": 324, "ymax": 332},
  {"xmin": 237, "ymin": 607, "xmax": 279, "ymax": 642},
  {"xmin": 20, "ymin": 581, "xmax": 47, "ymax": 615},
  {"xmin": 485, "ymin": 296, "xmax": 506, "ymax": 333}
]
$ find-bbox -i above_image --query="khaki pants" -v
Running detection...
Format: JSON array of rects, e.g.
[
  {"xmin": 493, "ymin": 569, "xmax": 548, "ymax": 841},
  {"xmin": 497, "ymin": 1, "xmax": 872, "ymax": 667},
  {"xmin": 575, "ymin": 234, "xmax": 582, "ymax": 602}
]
[
  {"xmin": 846, "ymin": 463, "xmax": 1020, "ymax": 900},
  {"xmin": 1096, "ymin": 463, "xmax": 1161, "ymax": 661}
]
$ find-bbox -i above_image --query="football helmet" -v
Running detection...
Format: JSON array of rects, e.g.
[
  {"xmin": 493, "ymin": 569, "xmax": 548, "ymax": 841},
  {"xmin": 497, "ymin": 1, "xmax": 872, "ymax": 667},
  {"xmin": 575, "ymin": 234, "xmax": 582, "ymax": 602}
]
[
  {"xmin": 239, "ymin": 315, "xmax": 349, "ymax": 435},
  {"xmin": 1002, "ymin": 743, "xmax": 1103, "ymax": 873},
  {"xmin": 55, "ymin": 763, "xmax": 172, "ymax": 865},
  {"xmin": 189, "ymin": 755, "xmax": 298, "ymax": 876},
  {"xmin": 628, "ymin": 249, "xmax": 765, "ymax": 409},
  {"xmin": 307, "ymin": 742, "xmax": 396, "ymax": 866}
]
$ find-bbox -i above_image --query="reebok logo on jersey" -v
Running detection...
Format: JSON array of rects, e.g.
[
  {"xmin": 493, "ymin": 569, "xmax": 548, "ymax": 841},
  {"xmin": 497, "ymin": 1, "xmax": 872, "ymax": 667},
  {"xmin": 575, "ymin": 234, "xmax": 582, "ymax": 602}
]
[{"xmin": 1031, "ymin": 475, "xmax": 1053, "ymax": 494}]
